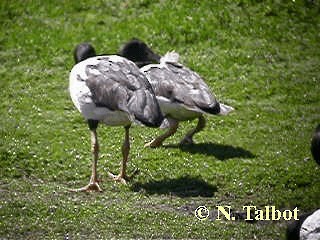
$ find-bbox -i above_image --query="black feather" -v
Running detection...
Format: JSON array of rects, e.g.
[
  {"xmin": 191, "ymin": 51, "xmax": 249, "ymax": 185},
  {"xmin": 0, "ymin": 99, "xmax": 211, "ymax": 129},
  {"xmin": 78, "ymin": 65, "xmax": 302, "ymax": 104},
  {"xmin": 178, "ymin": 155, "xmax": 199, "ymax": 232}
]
[
  {"xmin": 118, "ymin": 38, "xmax": 161, "ymax": 67},
  {"xmin": 311, "ymin": 124, "xmax": 320, "ymax": 165},
  {"xmin": 74, "ymin": 43, "xmax": 96, "ymax": 63}
]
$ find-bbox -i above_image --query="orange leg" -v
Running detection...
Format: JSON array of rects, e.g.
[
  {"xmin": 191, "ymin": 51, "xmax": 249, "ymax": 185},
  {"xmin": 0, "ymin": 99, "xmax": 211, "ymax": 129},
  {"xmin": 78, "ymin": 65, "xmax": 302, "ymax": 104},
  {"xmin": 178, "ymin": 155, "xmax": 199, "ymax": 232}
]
[
  {"xmin": 180, "ymin": 115, "xmax": 206, "ymax": 145},
  {"xmin": 144, "ymin": 118, "xmax": 179, "ymax": 147},
  {"xmin": 108, "ymin": 126, "xmax": 134, "ymax": 184},
  {"xmin": 70, "ymin": 128, "xmax": 102, "ymax": 192}
]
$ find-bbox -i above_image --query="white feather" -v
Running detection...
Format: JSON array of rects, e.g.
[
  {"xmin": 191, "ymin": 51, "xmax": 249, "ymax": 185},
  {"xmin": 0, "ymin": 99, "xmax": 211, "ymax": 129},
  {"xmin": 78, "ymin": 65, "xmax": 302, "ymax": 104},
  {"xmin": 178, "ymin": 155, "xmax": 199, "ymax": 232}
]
[
  {"xmin": 160, "ymin": 51, "xmax": 180, "ymax": 64},
  {"xmin": 218, "ymin": 103, "xmax": 234, "ymax": 115},
  {"xmin": 156, "ymin": 96, "xmax": 203, "ymax": 122},
  {"xmin": 69, "ymin": 57, "xmax": 133, "ymax": 126}
]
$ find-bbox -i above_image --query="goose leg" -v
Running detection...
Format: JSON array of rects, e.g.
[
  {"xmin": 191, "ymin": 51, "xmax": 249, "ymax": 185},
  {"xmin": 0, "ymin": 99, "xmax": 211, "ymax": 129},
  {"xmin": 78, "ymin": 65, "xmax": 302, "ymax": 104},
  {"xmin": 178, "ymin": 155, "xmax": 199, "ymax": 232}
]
[
  {"xmin": 180, "ymin": 115, "xmax": 206, "ymax": 145},
  {"xmin": 70, "ymin": 120, "xmax": 102, "ymax": 192},
  {"xmin": 144, "ymin": 118, "xmax": 179, "ymax": 148},
  {"xmin": 108, "ymin": 125, "xmax": 132, "ymax": 184}
]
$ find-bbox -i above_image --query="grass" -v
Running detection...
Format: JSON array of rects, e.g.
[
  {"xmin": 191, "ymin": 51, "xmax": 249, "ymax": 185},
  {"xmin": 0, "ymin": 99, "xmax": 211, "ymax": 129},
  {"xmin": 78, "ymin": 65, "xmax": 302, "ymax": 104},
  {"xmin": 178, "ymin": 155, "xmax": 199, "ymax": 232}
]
[{"xmin": 1, "ymin": 0, "xmax": 320, "ymax": 239}]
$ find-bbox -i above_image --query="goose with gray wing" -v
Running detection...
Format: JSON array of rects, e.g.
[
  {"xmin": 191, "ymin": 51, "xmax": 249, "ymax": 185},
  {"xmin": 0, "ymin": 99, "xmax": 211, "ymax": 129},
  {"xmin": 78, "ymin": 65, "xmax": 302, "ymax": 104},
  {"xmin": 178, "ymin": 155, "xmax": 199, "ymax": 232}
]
[
  {"xmin": 69, "ymin": 43, "xmax": 163, "ymax": 191},
  {"xmin": 120, "ymin": 39, "xmax": 233, "ymax": 147},
  {"xmin": 142, "ymin": 52, "xmax": 234, "ymax": 147}
]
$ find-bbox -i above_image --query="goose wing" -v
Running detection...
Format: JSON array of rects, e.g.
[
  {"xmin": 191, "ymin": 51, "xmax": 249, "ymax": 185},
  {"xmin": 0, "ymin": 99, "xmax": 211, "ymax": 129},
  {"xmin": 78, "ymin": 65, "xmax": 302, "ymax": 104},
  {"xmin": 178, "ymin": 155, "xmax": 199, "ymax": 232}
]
[
  {"xmin": 141, "ymin": 63, "xmax": 220, "ymax": 114},
  {"xmin": 71, "ymin": 56, "xmax": 163, "ymax": 127}
]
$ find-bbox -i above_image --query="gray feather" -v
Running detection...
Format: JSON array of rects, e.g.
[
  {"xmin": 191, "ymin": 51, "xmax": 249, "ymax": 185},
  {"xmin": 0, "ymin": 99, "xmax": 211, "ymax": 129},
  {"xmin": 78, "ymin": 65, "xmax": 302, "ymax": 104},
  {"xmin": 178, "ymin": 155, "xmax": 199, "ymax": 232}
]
[
  {"xmin": 143, "ymin": 63, "xmax": 219, "ymax": 113},
  {"xmin": 84, "ymin": 57, "xmax": 163, "ymax": 127}
]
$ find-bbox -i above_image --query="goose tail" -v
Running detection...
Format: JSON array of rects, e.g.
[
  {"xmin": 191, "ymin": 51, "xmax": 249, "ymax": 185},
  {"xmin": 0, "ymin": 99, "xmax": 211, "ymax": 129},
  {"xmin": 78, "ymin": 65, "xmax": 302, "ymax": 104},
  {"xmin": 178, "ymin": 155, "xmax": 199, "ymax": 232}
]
[
  {"xmin": 218, "ymin": 103, "xmax": 234, "ymax": 115},
  {"xmin": 160, "ymin": 51, "xmax": 180, "ymax": 64}
]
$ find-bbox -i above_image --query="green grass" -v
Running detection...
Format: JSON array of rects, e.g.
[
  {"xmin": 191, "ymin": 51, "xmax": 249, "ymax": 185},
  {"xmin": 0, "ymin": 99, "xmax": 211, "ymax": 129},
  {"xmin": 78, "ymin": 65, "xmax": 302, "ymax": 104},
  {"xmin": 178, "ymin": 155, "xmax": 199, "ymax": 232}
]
[{"xmin": 1, "ymin": 0, "xmax": 320, "ymax": 239}]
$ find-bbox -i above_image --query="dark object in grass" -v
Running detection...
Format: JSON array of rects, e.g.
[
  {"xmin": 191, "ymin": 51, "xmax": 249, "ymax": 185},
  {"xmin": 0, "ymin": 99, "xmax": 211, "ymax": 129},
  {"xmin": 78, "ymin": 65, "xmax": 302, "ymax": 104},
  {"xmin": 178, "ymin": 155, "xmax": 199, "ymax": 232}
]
[
  {"xmin": 118, "ymin": 38, "xmax": 161, "ymax": 67},
  {"xmin": 73, "ymin": 42, "xmax": 96, "ymax": 63},
  {"xmin": 230, "ymin": 211, "xmax": 257, "ymax": 223},
  {"xmin": 69, "ymin": 43, "xmax": 163, "ymax": 191},
  {"xmin": 311, "ymin": 124, "xmax": 320, "ymax": 165}
]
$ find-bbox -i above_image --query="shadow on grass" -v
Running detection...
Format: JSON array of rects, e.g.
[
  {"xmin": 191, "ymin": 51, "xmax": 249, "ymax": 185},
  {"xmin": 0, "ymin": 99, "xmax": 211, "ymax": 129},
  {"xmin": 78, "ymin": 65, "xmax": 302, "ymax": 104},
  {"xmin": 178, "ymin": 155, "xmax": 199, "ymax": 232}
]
[
  {"xmin": 164, "ymin": 142, "xmax": 255, "ymax": 160},
  {"xmin": 131, "ymin": 175, "xmax": 217, "ymax": 197}
]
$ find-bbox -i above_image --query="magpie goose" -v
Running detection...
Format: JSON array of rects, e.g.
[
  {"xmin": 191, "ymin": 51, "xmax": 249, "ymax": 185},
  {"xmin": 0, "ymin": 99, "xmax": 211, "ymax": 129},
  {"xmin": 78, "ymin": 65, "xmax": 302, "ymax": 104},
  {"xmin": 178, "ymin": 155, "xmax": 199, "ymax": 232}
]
[
  {"xmin": 69, "ymin": 43, "xmax": 163, "ymax": 191},
  {"xmin": 120, "ymin": 40, "xmax": 233, "ymax": 147}
]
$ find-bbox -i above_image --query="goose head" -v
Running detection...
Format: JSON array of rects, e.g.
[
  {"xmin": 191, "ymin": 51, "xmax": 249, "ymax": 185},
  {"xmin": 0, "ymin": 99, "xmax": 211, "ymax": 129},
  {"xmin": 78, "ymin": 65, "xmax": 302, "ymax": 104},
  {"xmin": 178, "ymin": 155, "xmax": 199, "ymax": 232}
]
[
  {"xmin": 73, "ymin": 42, "xmax": 96, "ymax": 63},
  {"xmin": 118, "ymin": 39, "xmax": 161, "ymax": 67}
]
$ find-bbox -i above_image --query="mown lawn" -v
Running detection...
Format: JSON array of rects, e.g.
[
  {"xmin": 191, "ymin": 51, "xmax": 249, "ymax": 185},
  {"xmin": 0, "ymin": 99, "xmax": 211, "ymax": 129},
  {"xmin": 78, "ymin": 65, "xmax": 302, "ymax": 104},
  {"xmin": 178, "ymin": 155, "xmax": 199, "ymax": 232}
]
[{"xmin": 0, "ymin": 0, "xmax": 319, "ymax": 239}]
